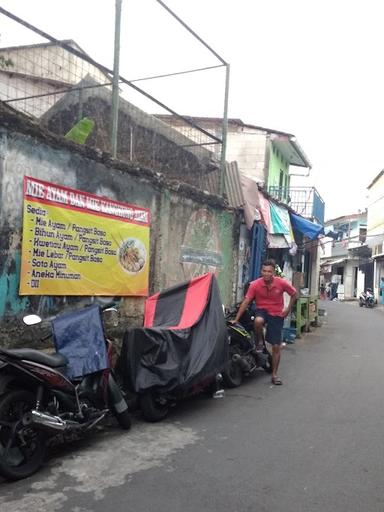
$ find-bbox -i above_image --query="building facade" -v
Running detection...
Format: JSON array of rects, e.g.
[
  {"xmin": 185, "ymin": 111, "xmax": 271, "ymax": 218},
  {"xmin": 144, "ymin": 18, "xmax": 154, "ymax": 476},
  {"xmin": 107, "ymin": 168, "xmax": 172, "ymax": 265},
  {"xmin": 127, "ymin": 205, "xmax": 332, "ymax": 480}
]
[
  {"xmin": 367, "ymin": 170, "xmax": 384, "ymax": 299},
  {"xmin": 320, "ymin": 212, "xmax": 368, "ymax": 299}
]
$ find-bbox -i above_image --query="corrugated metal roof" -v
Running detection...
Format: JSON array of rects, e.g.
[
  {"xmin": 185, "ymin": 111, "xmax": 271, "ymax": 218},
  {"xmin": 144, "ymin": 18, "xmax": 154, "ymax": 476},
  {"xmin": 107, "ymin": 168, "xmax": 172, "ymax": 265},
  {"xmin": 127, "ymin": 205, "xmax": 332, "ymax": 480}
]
[{"xmin": 224, "ymin": 161, "xmax": 244, "ymax": 208}]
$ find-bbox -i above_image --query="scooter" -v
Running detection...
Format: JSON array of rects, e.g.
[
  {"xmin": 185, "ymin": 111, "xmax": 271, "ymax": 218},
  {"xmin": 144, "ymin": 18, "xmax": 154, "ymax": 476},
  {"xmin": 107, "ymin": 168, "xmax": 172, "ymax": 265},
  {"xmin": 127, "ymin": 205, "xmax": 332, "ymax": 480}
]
[
  {"xmin": 222, "ymin": 306, "xmax": 272, "ymax": 388},
  {"xmin": 0, "ymin": 304, "xmax": 131, "ymax": 481},
  {"xmin": 359, "ymin": 288, "xmax": 376, "ymax": 308}
]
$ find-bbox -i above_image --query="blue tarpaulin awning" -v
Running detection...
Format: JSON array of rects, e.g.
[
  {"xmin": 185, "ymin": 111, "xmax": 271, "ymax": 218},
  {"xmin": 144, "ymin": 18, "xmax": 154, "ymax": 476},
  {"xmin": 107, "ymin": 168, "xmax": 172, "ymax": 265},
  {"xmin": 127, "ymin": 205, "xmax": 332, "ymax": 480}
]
[{"xmin": 289, "ymin": 213, "xmax": 324, "ymax": 240}]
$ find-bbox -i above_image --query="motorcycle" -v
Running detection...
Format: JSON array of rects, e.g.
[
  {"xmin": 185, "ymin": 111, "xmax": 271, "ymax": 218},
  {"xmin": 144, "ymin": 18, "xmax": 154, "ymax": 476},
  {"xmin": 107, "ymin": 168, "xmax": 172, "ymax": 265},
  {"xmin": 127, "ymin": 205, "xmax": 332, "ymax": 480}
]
[
  {"xmin": 116, "ymin": 272, "xmax": 227, "ymax": 422},
  {"xmin": 0, "ymin": 304, "xmax": 131, "ymax": 481},
  {"xmin": 359, "ymin": 288, "xmax": 376, "ymax": 308},
  {"xmin": 222, "ymin": 306, "xmax": 273, "ymax": 388}
]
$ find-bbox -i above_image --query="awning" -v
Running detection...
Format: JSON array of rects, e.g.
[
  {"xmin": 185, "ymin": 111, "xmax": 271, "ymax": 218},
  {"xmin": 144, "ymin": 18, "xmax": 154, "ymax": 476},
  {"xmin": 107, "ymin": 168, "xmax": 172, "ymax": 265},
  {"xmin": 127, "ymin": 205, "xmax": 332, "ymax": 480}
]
[
  {"xmin": 290, "ymin": 212, "xmax": 324, "ymax": 240},
  {"xmin": 320, "ymin": 257, "xmax": 346, "ymax": 274},
  {"xmin": 240, "ymin": 174, "xmax": 261, "ymax": 230},
  {"xmin": 270, "ymin": 202, "xmax": 291, "ymax": 236},
  {"xmin": 320, "ymin": 258, "xmax": 346, "ymax": 267},
  {"xmin": 257, "ymin": 189, "xmax": 272, "ymax": 232},
  {"xmin": 268, "ymin": 234, "xmax": 290, "ymax": 249},
  {"xmin": 366, "ymin": 233, "xmax": 384, "ymax": 249}
]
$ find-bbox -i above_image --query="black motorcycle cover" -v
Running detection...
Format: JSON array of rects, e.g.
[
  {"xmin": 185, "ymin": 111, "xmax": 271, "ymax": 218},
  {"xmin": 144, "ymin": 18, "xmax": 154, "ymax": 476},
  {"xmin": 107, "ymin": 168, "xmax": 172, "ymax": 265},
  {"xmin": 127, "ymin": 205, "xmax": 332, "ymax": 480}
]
[{"xmin": 116, "ymin": 273, "xmax": 228, "ymax": 393}]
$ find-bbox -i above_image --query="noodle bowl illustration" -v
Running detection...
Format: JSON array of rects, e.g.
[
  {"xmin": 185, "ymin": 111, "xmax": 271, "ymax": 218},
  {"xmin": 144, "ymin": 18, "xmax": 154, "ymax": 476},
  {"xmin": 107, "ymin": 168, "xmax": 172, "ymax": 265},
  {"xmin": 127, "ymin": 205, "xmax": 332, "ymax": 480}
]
[{"xmin": 118, "ymin": 238, "xmax": 146, "ymax": 274}]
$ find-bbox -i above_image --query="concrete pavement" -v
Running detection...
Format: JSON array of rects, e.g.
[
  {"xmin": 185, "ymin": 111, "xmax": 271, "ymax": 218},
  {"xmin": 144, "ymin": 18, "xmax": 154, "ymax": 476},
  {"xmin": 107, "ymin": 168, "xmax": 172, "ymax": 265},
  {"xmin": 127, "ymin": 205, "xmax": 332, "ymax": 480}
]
[{"xmin": 1, "ymin": 300, "xmax": 384, "ymax": 512}]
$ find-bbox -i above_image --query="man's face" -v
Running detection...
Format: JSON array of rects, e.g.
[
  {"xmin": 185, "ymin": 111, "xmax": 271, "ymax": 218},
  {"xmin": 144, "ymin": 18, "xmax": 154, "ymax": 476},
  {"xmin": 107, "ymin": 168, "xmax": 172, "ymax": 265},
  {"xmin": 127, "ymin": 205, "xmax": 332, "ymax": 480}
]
[{"xmin": 261, "ymin": 264, "xmax": 275, "ymax": 283}]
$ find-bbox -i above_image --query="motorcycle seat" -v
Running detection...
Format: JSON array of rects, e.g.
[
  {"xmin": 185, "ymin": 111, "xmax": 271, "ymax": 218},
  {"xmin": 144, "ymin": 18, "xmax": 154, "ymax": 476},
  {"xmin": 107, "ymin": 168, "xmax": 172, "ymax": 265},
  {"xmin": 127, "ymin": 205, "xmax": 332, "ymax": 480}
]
[{"xmin": 1, "ymin": 348, "xmax": 68, "ymax": 368}]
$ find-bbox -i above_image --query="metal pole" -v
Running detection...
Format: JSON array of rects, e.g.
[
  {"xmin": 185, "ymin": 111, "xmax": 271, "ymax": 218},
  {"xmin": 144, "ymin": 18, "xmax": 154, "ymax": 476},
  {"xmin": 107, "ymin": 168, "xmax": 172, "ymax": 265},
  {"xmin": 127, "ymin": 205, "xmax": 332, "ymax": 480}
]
[
  {"xmin": 111, "ymin": 0, "xmax": 122, "ymax": 158},
  {"xmin": 220, "ymin": 63, "xmax": 230, "ymax": 196},
  {"xmin": 156, "ymin": 0, "xmax": 226, "ymax": 65}
]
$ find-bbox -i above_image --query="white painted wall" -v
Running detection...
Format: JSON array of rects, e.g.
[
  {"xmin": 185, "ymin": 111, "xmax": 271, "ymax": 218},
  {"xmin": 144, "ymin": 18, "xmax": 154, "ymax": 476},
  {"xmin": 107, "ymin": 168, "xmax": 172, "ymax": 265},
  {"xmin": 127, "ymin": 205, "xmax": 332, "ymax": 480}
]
[
  {"xmin": 225, "ymin": 129, "xmax": 267, "ymax": 184},
  {"xmin": 0, "ymin": 43, "xmax": 109, "ymax": 118},
  {"xmin": 0, "ymin": 44, "xmax": 107, "ymax": 85},
  {"xmin": 357, "ymin": 269, "xmax": 365, "ymax": 297},
  {"xmin": 342, "ymin": 260, "xmax": 359, "ymax": 299},
  {"xmin": 0, "ymin": 71, "xmax": 65, "ymax": 117}
]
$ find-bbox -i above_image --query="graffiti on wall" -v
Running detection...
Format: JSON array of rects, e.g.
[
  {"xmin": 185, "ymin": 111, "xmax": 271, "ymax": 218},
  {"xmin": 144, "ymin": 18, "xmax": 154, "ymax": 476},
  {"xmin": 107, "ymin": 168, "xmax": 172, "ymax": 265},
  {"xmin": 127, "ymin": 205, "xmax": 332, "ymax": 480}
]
[
  {"xmin": 180, "ymin": 209, "xmax": 223, "ymax": 279},
  {"xmin": 0, "ymin": 232, "xmax": 29, "ymax": 318}
]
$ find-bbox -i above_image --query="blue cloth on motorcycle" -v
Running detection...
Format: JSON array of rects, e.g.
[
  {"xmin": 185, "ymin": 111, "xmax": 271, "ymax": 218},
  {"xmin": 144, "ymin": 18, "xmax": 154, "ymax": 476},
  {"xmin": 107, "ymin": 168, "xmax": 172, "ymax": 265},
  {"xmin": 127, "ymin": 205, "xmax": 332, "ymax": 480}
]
[{"xmin": 52, "ymin": 304, "xmax": 108, "ymax": 379}]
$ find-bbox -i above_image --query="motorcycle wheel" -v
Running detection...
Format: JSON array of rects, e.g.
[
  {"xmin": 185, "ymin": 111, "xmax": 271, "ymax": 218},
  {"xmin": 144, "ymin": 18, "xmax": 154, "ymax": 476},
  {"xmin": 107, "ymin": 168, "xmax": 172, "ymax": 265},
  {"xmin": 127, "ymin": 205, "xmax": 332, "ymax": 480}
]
[
  {"xmin": 139, "ymin": 392, "xmax": 170, "ymax": 422},
  {"xmin": 222, "ymin": 350, "xmax": 243, "ymax": 388},
  {"xmin": 359, "ymin": 301, "xmax": 364, "ymax": 307},
  {"xmin": 0, "ymin": 390, "xmax": 46, "ymax": 481}
]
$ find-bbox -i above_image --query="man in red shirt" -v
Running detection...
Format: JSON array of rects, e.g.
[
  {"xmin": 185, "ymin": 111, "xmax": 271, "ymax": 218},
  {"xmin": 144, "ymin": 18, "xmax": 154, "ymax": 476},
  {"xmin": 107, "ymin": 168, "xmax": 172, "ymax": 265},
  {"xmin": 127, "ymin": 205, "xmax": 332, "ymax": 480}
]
[{"xmin": 233, "ymin": 259, "xmax": 298, "ymax": 385}]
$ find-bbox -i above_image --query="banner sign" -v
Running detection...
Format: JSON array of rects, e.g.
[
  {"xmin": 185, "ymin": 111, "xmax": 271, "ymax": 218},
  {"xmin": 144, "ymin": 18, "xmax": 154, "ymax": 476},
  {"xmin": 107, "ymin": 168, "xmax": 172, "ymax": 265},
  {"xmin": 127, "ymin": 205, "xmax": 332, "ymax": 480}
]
[{"xmin": 20, "ymin": 177, "xmax": 150, "ymax": 296}]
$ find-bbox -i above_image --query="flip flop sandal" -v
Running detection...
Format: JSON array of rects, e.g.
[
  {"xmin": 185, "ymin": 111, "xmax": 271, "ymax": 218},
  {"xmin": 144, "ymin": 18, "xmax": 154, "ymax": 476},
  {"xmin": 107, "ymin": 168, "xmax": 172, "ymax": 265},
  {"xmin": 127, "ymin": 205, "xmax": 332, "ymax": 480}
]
[{"xmin": 271, "ymin": 377, "xmax": 283, "ymax": 385}]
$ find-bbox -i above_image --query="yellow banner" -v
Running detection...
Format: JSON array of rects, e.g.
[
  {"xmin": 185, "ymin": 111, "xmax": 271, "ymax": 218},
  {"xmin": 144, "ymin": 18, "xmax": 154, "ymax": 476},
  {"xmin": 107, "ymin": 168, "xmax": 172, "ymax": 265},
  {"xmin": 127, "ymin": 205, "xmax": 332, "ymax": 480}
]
[{"xmin": 20, "ymin": 177, "xmax": 150, "ymax": 296}]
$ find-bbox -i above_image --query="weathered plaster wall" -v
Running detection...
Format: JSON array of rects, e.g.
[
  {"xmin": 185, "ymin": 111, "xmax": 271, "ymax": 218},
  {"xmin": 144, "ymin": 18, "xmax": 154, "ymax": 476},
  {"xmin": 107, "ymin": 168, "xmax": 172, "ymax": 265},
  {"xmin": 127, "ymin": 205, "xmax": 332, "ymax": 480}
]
[{"xmin": 0, "ymin": 108, "xmax": 239, "ymax": 348}]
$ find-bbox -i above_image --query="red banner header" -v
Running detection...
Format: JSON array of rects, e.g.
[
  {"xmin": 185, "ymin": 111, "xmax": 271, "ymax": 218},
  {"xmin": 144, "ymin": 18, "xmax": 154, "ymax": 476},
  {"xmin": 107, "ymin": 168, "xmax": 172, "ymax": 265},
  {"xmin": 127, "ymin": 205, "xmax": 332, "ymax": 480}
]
[{"xmin": 24, "ymin": 176, "xmax": 150, "ymax": 225}]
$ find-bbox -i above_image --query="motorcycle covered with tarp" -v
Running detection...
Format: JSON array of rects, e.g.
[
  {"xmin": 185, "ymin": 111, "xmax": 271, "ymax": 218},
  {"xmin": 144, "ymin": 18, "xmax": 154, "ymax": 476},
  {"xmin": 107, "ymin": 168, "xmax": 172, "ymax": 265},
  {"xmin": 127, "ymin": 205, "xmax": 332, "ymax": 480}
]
[{"xmin": 116, "ymin": 273, "xmax": 228, "ymax": 421}]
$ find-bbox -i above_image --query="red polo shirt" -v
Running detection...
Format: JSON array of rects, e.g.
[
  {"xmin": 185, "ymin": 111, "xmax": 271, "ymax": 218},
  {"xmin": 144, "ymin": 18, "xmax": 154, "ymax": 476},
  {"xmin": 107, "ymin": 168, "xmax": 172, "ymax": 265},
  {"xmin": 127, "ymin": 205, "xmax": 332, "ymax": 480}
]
[{"xmin": 245, "ymin": 276, "xmax": 297, "ymax": 316}]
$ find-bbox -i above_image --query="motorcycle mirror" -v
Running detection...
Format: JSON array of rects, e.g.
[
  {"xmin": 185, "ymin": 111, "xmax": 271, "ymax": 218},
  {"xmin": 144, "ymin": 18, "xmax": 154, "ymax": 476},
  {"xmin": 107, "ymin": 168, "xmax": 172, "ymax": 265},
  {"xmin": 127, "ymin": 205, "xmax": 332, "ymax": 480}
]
[
  {"xmin": 23, "ymin": 314, "xmax": 42, "ymax": 326},
  {"xmin": 102, "ymin": 307, "xmax": 119, "ymax": 327}
]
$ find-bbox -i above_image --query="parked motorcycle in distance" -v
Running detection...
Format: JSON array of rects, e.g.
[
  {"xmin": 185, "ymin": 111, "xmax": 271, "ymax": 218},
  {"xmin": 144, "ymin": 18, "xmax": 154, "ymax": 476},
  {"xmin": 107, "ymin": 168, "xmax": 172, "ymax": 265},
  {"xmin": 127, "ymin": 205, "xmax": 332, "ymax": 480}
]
[
  {"xmin": 0, "ymin": 304, "xmax": 131, "ymax": 481},
  {"xmin": 222, "ymin": 306, "xmax": 272, "ymax": 388},
  {"xmin": 359, "ymin": 288, "xmax": 376, "ymax": 308}
]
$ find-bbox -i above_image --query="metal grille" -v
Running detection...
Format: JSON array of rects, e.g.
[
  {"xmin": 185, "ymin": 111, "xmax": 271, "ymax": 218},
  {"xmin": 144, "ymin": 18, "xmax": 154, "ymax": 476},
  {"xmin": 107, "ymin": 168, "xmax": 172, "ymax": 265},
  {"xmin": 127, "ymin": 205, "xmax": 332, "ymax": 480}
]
[
  {"xmin": 268, "ymin": 186, "xmax": 325, "ymax": 225},
  {"xmin": 0, "ymin": 2, "xmax": 227, "ymax": 193}
]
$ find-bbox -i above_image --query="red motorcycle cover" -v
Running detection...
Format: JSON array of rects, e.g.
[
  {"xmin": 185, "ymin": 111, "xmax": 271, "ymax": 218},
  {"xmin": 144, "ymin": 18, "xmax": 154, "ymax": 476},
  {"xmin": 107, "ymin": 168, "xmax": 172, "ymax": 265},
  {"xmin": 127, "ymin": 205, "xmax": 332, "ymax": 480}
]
[{"xmin": 116, "ymin": 273, "xmax": 227, "ymax": 393}]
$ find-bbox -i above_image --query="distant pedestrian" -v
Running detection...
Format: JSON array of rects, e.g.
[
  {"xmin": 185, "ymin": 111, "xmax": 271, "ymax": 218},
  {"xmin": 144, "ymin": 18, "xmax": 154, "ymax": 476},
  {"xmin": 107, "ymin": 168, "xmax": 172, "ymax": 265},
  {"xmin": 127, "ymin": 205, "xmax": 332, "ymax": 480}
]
[{"xmin": 320, "ymin": 283, "xmax": 326, "ymax": 300}]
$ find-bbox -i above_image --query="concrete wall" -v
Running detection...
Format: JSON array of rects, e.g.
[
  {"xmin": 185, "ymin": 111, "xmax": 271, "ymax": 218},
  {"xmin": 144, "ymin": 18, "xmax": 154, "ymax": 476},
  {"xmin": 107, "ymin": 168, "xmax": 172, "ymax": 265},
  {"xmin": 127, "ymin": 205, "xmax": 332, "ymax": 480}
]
[
  {"xmin": 225, "ymin": 129, "xmax": 267, "ymax": 184},
  {"xmin": 0, "ymin": 71, "xmax": 67, "ymax": 118},
  {"xmin": 0, "ymin": 42, "xmax": 107, "ymax": 85},
  {"xmin": 156, "ymin": 118, "xmax": 267, "ymax": 186},
  {"xmin": 0, "ymin": 108, "xmax": 238, "ymax": 347},
  {"xmin": 357, "ymin": 268, "xmax": 365, "ymax": 297},
  {"xmin": 368, "ymin": 174, "xmax": 384, "ymax": 236},
  {"xmin": 0, "ymin": 42, "xmax": 109, "ymax": 118}
]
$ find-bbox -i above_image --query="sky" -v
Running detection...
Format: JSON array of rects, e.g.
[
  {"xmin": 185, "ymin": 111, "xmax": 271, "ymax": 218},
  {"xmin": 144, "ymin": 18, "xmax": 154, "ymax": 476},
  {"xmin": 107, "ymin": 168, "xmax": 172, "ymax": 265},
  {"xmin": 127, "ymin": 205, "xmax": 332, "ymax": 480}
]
[{"xmin": 1, "ymin": 0, "xmax": 384, "ymax": 221}]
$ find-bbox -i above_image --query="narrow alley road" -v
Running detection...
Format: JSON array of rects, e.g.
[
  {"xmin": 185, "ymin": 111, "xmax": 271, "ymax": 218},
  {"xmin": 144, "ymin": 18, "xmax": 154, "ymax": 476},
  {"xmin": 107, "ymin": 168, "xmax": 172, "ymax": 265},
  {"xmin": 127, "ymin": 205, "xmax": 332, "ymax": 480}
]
[{"xmin": 1, "ymin": 300, "xmax": 384, "ymax": 512}]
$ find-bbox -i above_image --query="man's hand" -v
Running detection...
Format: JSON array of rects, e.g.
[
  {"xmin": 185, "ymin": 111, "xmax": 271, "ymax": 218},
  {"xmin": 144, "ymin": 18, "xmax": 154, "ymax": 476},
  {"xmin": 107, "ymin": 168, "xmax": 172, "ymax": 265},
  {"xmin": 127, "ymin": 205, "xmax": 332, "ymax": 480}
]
[
  {"xmin": 229, "ymin": 318, "xmax": 238, "ymax": 325},
  {"xmin": 283, "ymin": 292, "xmax": 298, "ymax": 318}
]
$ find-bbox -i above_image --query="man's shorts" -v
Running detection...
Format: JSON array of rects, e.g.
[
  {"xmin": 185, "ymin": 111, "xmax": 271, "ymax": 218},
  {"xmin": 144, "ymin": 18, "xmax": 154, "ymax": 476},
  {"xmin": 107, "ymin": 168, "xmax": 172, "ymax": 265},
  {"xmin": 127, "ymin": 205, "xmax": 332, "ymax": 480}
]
[{"xmin": 254, "ymin": 309, "xmax": 284, "ymax": 345}]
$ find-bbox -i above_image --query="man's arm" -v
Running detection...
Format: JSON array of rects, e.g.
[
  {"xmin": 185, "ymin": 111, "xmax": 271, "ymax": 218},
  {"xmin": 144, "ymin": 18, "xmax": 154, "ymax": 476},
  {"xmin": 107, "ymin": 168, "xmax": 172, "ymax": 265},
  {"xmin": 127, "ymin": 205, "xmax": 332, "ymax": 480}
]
[
  {"xmin": 282, "ymin": 290, "xmax": 298, "ymax": 318},
  {"xmin": 232, "ymin": 297, "xmax": 252, "ymax": 323}
]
